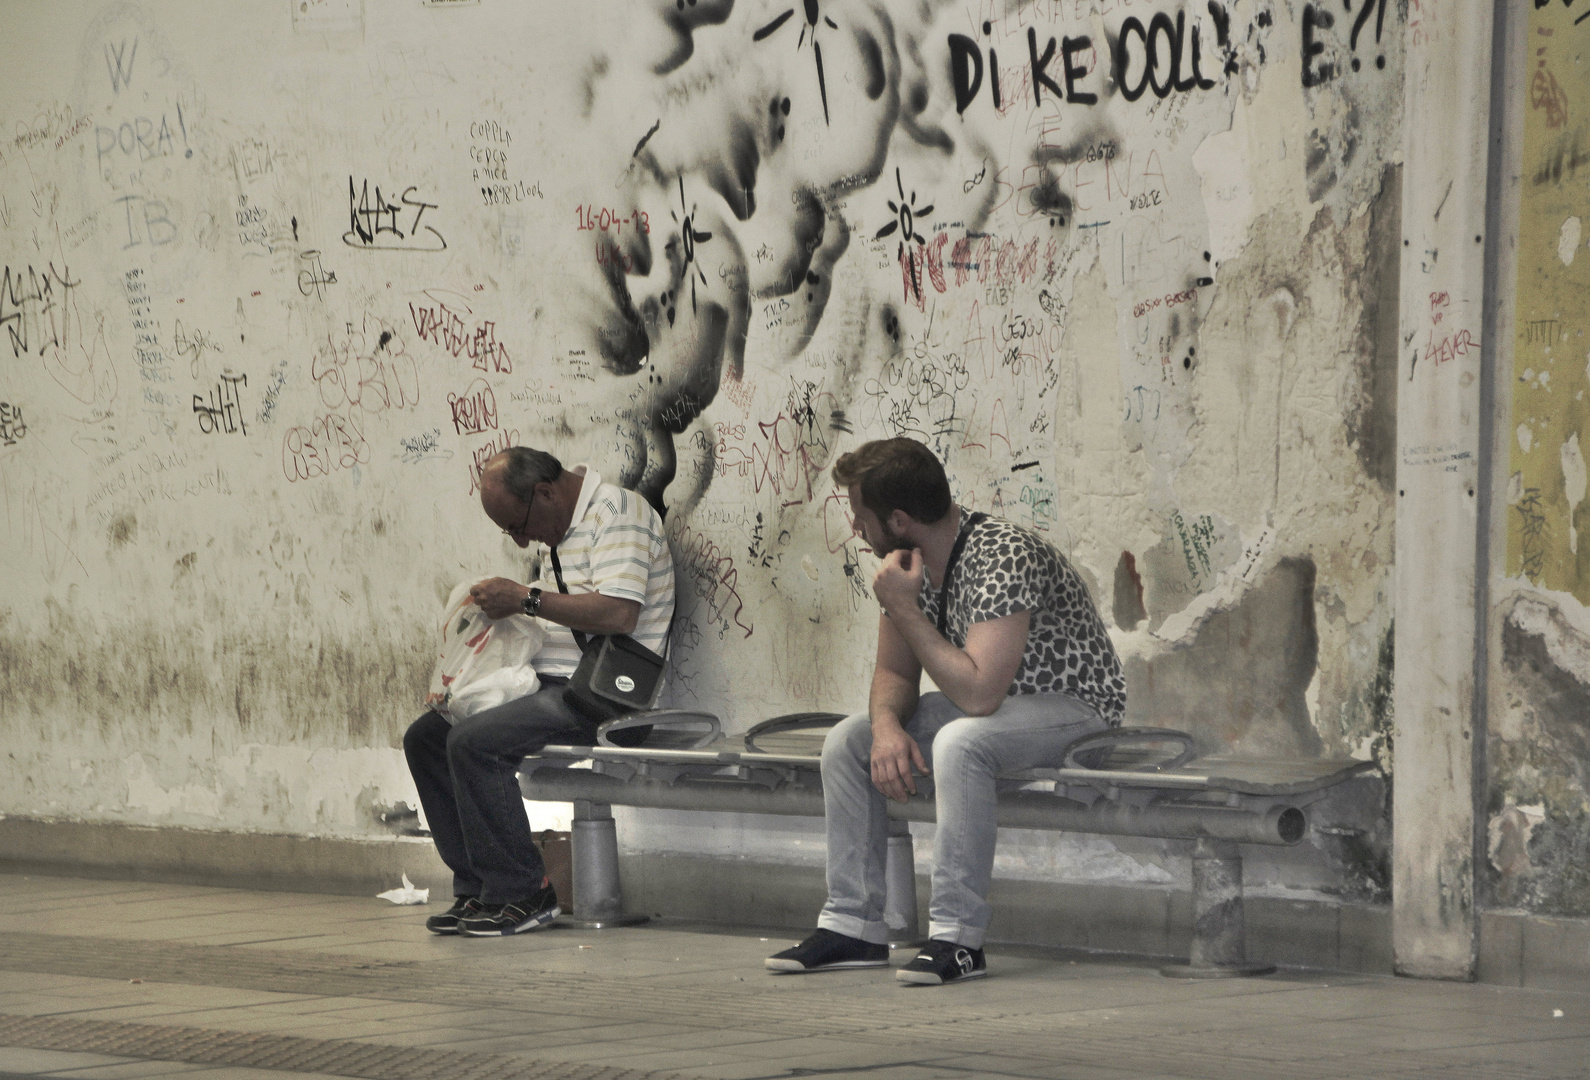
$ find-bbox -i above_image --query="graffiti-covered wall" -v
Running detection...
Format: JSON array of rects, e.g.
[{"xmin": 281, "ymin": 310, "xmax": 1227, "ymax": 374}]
[{"xmin": 1, "ymin": 0, "xmax": 1403, "ymax": 896}]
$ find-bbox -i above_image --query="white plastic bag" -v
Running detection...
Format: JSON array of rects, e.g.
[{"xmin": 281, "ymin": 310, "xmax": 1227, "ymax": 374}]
[{"xmin": 425, "ymin": 580, "xmax": 545, "ymax": 723}]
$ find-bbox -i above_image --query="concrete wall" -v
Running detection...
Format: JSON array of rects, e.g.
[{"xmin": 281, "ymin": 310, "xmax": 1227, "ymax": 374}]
[{"xmin": 2, "ymin": 2, "xmax": 1405, "ymax": 904}]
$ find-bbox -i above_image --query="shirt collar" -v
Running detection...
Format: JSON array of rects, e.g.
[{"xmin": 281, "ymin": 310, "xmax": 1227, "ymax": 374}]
[{"xmin": 560, "ymin": 464, "xmax": 600, "ymax": 547}]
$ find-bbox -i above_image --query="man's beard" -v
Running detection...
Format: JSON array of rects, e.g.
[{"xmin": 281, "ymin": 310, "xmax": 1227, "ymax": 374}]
[{"xmin": 872, "ymin": 519, "xmax": 911, "ymax": 556}]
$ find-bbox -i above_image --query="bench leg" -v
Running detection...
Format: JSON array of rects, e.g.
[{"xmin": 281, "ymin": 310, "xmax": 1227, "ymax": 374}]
[
  {"xmin": 565, "ymin": 799, "xmax": 649, "ymax": 929},
  {"xmin": 1161, "ymin": 838, "xmax": 1274, "ymax": 978},
  {"xmin": 884, "ymin": 817, "xmax": 921, "ymax": 944}
]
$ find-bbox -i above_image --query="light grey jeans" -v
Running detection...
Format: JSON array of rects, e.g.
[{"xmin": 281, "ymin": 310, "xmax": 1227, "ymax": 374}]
[{"xmin": 816, "ymin": 691, "xmax": 1109, "ymax": 949}]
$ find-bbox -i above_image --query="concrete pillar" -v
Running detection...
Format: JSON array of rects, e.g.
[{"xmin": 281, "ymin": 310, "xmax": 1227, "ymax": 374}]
[
  {"xmin": 567, "ymin": 799, "xmax": 648, "ymax": 929},
  {"xmin": 1161, "ymin": 839, "xmax": 1273, "ymax": 979},
  {"xmin": 883, "ymin": 817, "xmax": 920, "ymax": 943},
  {"xmin": 1392, "ymin": 2, "xmax": 1500, "ymax": 980}
]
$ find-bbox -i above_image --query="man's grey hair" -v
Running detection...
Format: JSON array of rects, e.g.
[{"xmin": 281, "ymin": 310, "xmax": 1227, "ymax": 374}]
[{"xmin": 491, "ymin": 446, "xmax": 563, "ymax": 503}]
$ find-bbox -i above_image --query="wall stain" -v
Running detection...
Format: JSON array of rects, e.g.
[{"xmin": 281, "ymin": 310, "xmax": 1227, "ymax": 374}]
[
  {"xmin": 0, "ymin": 603, "xmax": 430, "ymax": 749},
  {"xmin": 1345, "ymin": 163, "xmax": 1401, "ymax": 492},
  {"xmin": 1113, "ymin": 550, "xmax": 1147, "ymax": 630},
  {"xmin": 107, "ymin": 514, "xmax": 136, "ymax": 547}
]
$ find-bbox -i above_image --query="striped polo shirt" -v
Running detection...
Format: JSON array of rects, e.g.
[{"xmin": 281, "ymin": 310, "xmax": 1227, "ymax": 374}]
[{"xmin": 531, "ymin": 466, "xmax": 675, "ymax": 677}]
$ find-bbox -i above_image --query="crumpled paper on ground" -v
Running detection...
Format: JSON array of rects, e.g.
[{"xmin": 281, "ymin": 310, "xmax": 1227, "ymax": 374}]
[{"xmin": 376, "ymin": 873, "xmax": 430, "ymax": 905}]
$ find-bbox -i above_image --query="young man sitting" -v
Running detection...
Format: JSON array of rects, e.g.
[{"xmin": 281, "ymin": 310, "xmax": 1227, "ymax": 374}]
[{"xmin": 766, "ymin": 438, "xmax": 1125, "ymax": 984}]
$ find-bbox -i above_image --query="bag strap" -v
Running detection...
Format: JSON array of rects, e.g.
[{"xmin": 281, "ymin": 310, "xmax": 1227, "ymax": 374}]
[
  {"xmin": 550, "ymin": 547, "xmax": 675, "ymax": 660},
  {"xmin": 548, "ymin": 548, "xmax": 590, "ymax": 653},
  {"xmin": 936, "ymin": 512, "xmax": 988, "ymax": 636}
]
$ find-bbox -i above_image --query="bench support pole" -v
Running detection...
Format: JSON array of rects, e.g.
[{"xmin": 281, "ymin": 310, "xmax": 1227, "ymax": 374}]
[
  {"xmin": 1161, "ymin": 838, "xmax": 1274, "ymax": 978},
  {"xmin": 884, "ymin": 818, "xmax": 920, "ymax": 944},
  {"xmin": 565, "ymin": 800, "xmax": 648, "ymax": 929}
]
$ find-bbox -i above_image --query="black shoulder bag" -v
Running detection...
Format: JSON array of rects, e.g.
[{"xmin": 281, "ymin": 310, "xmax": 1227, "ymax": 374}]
[
  {"xmin": 549, "ymin": 549, "xmax": 667, "ymax": 736},
  {"xmin": 936, "ymin": 513, "xmax": 989, "ymax": 637}
]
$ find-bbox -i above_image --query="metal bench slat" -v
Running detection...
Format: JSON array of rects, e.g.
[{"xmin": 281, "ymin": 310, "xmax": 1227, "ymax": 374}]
[{"xmin": 530, "ymin": 743, "xmax": 1377, "ymax": 797}]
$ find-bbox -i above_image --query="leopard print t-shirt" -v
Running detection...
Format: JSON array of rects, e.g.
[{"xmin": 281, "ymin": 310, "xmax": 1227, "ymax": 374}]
[{"xmin": 918, "ymin": 511, "xmax": 1126, "ymax": 724}]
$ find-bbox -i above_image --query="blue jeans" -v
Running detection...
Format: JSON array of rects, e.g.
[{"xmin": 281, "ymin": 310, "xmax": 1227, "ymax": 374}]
[
  {"xmin": 403, "ymin": 680, "xmax": 590, "ymax": 904},
  {"xmin": 816, "ymin": 691, "xmax": 1109, "ymax": 949}
]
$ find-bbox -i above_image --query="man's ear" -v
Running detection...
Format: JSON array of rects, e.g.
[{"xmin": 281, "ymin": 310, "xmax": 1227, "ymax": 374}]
[{"xmin": 886, "ymin": 508, "xmax": 915, "ymax": 536}]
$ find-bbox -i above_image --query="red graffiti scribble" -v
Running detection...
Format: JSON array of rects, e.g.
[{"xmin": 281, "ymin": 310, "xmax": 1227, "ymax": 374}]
[
  {"xmin": 987, "ymin": 165, "xmax": 1015, "ymax": 217},
  {"xmin": 761, "ymin": 413, "xmax": 826, "ymax": 505},
  {"xmin": 673, "ymin": 523, "xmax": 753, "ymax": 638},
  {"xmin": 573, "ymin": 204, "xmax": 649, "ymax": 234},
  {"xmin": 594, "ymin": 238, "xmax": 634, "ymax": 274},
  {"xmin": 448, "ymin": 377, "xmax": 498, "ymax": 435},
  {"xmin": 714, "ymin": 383, "xmax": 836, "ymax": 507},
  {"xmin": 282, "ymin": 412, "xmax": 370, "ymax": 482},
  {"xmin": 467, "ymin": 428, "xmax": 521, "ymax": 494},
  {"xmin": 1532, "ymin": 64, "xmax": 1569, "ymax": 130},
  {"xmin": 896, "ymin": 231, "xmax": 1047, "ymax": 310},
  {"xmin": 924, "ymin": 233, "xmax": 949, "ymax": 293},
  {"xmin": 408, "ymin": 293, "xmax": 512, "ymax": 373},
  {"xmin": 821, "ymin": 489, "xmax": 857, "ymax": 553},
  {"xmin": 898, "ymin": 243, "xmax": 925, "ymax": 309},
  {"xmin": 720, "ymin": 369, "xmax": 755, "ymax": 414},
  {"xmin": 1425, "ymin": 328, "xmax": 1476, "ymax": 367},
  {"xmin": 950, "ymin": 235, "xmax": 976, "ymax": 289},
  {"xmin": 1133, "ymin": 287, "xmax": 1198, "ymax": 319},
  {"xmin": 1421, "ymin": 290, "xmax": 1473, "ymax": 367},
  {"xmin": 989, "ymin": 397, "xmax": 1012, "ymax": 456}
]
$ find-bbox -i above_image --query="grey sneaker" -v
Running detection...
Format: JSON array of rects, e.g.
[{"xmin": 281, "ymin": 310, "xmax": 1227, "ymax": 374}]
[
  {"xmin": 896, "ymin": 939, "xmax": 986, "ymax": 985},
  {"xmin": 425, "ymin": 896, "xmax": 484, "ymax": 935},
  {"xmin": 458, "ymin": 884, "xmax": 560, "ymax": 936},
  {"xmin": 765, "ymin": 928, "xmax": 890, "ymax": 972}
]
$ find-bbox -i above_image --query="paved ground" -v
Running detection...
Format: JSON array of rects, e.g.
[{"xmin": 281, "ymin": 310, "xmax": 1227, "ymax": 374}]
[{"xmin": 0, "ymin": 872, "xmax": 1586, "ymax": 1080}]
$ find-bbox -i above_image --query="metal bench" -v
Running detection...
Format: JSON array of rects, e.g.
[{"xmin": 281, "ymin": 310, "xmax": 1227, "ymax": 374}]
[{"xmin": 518, "ymin": 710, "xmax": 1376, "ymax": 978}]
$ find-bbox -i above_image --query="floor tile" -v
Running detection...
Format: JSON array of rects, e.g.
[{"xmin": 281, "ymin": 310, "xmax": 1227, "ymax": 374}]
[
  {"xmin": 3, "ymin": 872, "xmax": 1590, "ymax": 1080},
  {"xmin": 0, "ymin": 1051, "xmax": 134, "ymax": 1075},
  {"xmin": 35, "ymin": 1061, "xmax": 216, "ymax": 1078}
]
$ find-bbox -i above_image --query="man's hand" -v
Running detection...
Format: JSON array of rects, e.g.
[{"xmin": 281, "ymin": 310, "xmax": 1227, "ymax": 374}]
[
  {"xmin": 873, "ymin": 548, "xmax": 925, "ymax": 615},
  {"xmin": 871, "ymin": 722, "xmax": 929, "ymax": 802},
  {"xmin": 470, "ymin": 577, "xmax": 530, "ymax": 619}
]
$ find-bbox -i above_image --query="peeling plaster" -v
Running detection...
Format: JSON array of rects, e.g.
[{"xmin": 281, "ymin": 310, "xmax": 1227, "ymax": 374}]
[
  {"xmin": 1490, "ymin": 594, "xmax": 1590, "ymax": 914},
  {"xmin": 1562, "ymin": 433, "xmax": 1585, "ymax": 554},
  {"xmin": 1488, "ymin": 803, "xmax": 1544, "ymax": 881},
  {"xmin": 1123, "ymin": 558, "xmax": 1324, "ymax": 757},
  {"xmin": 1559, "ymin": 216, "xmax": 1582, "ymax": 268}
]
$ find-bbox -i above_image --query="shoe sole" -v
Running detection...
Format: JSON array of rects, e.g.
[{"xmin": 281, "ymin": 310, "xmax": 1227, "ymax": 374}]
[
  {"xmin": 764, "ymin": 958, "xmax": 890, "ymax": 972},
  {"xmin": 896, "ymin": 967, "xmax": 987, "ymax": 985},
  {"xmin": 460, "ymin": 906, "xmax": 561, "ymax": 937},
  {"xmin": 426, "ymin": 923, "xmax": 460, "ymax": 935}
]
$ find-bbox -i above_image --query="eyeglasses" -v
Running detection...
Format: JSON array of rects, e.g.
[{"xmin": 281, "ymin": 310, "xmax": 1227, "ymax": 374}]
[{"xmin": 502, "ymin": 492, "xmax": 534, "ymax": 537}]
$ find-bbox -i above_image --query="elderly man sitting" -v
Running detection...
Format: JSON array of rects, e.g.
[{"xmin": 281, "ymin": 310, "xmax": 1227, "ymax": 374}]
[{"xmin": 403, "ymin": 446, "xmax": 674, "ymax": 937}]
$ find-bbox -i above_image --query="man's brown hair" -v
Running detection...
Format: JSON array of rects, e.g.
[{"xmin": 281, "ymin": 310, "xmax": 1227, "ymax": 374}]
[{"xmin": 832, "ymin": 438, "xmax": 952, "ymax": 525}]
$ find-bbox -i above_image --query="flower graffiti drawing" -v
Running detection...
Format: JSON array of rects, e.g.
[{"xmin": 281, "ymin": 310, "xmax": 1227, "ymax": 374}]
[{"xmin": 874, "ymin": 168, "xmax": 934, "ymax": 302}]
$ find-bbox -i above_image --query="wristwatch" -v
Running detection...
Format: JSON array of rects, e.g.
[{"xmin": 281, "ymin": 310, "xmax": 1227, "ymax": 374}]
[{"xmin": 522, "ymin": 587, "xmax": 543, "ymax": 617}]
